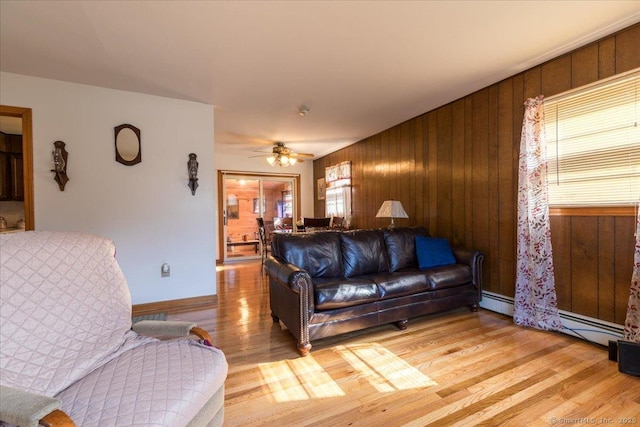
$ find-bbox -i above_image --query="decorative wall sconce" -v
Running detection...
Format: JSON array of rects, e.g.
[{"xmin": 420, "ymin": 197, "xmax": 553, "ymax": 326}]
[
  {"xmin": 51, "ymin": 140, "xmax": 69, "ymax": 191},
  {"xmin": 188, "ymin": 153, "xmax": 199, "ymax": 195}
]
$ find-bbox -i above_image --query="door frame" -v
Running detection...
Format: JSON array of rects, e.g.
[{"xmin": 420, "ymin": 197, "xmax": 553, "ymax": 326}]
[
  {"xmin": 0, "ymin": 105, "xmax": 34, "ymax": 230},
  {"xmin": 217, "ymin": 170, "xmax": 300, "ymax": 264}
]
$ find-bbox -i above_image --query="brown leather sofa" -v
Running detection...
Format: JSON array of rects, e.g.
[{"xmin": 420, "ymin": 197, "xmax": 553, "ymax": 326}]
[{"xmin": 265, "ymin": 227, "xmax": 483, "ymax": 356}]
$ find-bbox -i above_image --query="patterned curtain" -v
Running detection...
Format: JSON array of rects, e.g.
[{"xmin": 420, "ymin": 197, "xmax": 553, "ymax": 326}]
[
  {"xmin": 513, "ymin": 95, "xmax": 562, "ymax": 331},
  {"xmin": 623, "ymin": 207, "xmax": 640, "ymax": 342}
]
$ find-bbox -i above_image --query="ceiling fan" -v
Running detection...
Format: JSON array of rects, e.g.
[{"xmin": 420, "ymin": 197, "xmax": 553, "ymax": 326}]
[{"xmin": 252, "ymin": 142, "xmax": 314, "ymax": 167}]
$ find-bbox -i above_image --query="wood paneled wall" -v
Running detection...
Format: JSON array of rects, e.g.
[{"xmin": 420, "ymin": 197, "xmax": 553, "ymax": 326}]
[{"xmin": 314, "ymin": 23, "xmax": 640, "ymax": 324}]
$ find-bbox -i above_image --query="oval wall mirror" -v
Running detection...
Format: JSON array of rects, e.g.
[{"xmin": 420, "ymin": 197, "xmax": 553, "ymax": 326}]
[{"xmin": 114, "ymin": 124, "xmax": 141, "ymax": 166}]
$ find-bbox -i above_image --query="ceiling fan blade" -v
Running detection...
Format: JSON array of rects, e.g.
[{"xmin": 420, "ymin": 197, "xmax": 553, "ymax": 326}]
[{"xmin": 290, "ymin": 152, "xmax": 314, "ymax": 158}]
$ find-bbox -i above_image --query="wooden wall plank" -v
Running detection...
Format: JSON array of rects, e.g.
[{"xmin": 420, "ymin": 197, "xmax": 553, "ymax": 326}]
[
  {"xmin": 598, "ymin": 36, "xmax": 616, "ymax": 80},
  {"xmin": 541, "ymin": 55, "xmax": 572, "ymax": 96},
  {"xmin": 497, "ymin": 79, "xmax": 515, "ymax": 297},
  {"xmin": 523, "ymin": 67, "xmax": 541, "ymax": 99},
  {"xmin": 570, "ymin": 217, "xmax": 599, "ymax": 318},
  {"xmin": 614, "ymin": 216, "xmax": 634, "ymax": 324},
  {"xmin": 370, "ymin": 135, "xmax": 380, "ymax": 228},
  {"xmin": 550, "ymin": 216, "xmax": 572, "ymax": 311},
  {"xmin": 437, "ymin": 105, "xmax": 453, "ymax": 239},
  {"xmin": 428, "ymin": 112, "xmax": 438, "ymax": 234},
  {"xmin": 615, "ymin": 24, "xmax": 640, "ymax": 73},
  {"xmin": 464, "ymin": 96, "xmax": 474, "ymax": 247},
  {"xmin": 471, "ymin": 89, "xmax": 491, "ymax": 290},
  {"xmin": 422, "ymin": 114, "xmax": 431, "ymax": 228},
  {"xmin": 364, "ymin": 136, "xmax": 375, "ymax": 228},
  {"xmin": 401, "ymin": 121, "xmax": 416, "ymax": 224},
  {"xmin": 414, "ymin": 115, "xmax": 425, "ymax": 226},
  {"xmin": 597, "ymin": 216, "xmax": 615, "ymax": 322},
  {"xmin": 571, "ymin": 44, "xmax": 599, "ymax": 88},
  {"xmin": 353, "ymin": 141, "xmax": 362, "ymax": 226},
  {"xmin": 451, "ymin": 100, "xmax": 466, "ymax": 246},
  {"xmin": 388, "ymin": 126, "xmax": 399, "ymax": 199},
  {"xmin": 487, "ymin": 85, "xmax": 500, "ymax": 293},
  {"xmin": 380, "ymin": 130, "xmax": 391, "ymax": 204}
]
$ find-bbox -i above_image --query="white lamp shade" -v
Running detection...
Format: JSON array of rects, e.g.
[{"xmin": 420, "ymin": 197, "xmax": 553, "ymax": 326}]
[{"xmin": 375, "ymin": 200, "xmax": 408, "ymax": 219}]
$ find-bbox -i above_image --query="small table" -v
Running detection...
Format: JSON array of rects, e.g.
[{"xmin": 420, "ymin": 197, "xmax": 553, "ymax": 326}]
[{"xmin": 227, "ymin": 239, "xmax": 260, "ymax": 253}]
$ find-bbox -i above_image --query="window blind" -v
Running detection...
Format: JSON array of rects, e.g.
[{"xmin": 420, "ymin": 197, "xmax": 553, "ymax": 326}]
[{"xmin": 544, "ymin": 70, "xmax": 639, "ymax": 207}]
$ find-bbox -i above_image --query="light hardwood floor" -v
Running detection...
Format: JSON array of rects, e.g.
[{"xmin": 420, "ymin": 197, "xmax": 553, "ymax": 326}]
[{"xmin": 169, "ymin": 261, "xmax": 640, "ymax": 426}]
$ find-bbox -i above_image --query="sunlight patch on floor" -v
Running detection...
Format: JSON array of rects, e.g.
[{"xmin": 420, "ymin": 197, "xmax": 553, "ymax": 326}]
[
  {"xmin": 259, "ymin": 355, "xmax": 345, "ymax": 402},
  {"xmin": 335, "ymin": 343, "xmax": 438, "ymax": 392},
  {"xmin": 259, "ymin": 342, "xmax": 436, "ymax": 402}
]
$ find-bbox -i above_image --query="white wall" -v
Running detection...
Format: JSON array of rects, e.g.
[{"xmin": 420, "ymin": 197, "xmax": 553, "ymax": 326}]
[
  {"xmin": 213, "ymin": 152, "xmax": 315, "ymax": 260},
  {"xmin": 0, "ymin": 72, "xmax": 216, "ymax": 304}
]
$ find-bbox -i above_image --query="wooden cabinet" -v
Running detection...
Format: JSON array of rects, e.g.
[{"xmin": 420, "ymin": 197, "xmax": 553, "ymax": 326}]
[
  {"xmin": 0, "ymin": 133, "xmax": 24, "ymax": 201},
  {"xmin": 10, "ymin": 154, "xmax": 23, "ymax": 200},
  {"xmin": 0, "ymin": 152, "xmax": 10, "ymax": 200}
]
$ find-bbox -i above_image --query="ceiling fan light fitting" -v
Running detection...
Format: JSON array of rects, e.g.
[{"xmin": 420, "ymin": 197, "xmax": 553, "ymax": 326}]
[{"xmin": 264, "ymin": 142, "xmax": 310, "ymax": 167}]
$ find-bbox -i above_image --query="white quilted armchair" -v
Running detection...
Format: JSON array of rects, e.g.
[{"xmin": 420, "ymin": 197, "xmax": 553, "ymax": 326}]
[{"xmin": 0, "ymin": 231, "xmax": 228, "ymax": 427}]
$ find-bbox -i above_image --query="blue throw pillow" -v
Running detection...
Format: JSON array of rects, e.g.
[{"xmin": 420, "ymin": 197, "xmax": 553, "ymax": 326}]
[{"xmin": 415, "ymin": 236, "xmax": 456, "ymax": 269}]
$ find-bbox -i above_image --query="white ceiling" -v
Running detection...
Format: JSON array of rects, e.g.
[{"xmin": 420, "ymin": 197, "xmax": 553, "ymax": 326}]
[{"xmin": 1, "ymin": 1, "xmax": 639, "ymax": 159}]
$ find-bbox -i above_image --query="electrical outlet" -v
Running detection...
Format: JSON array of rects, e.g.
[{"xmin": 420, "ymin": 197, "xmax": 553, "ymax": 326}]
[{"xmin": 161, "ymin": 263, "xmax": 170, "ymax": 277}]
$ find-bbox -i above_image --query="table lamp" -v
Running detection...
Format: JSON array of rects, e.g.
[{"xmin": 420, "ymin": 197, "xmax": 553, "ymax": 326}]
[{"xmin": 376, "ymin": 200, "xmax": 408, "ymax": 229}]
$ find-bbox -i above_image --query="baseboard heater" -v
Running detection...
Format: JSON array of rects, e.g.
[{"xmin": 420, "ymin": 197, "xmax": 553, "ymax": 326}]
[{"xmin": 479, "ymin": 291, "xmax": 624, "ymax": 347}]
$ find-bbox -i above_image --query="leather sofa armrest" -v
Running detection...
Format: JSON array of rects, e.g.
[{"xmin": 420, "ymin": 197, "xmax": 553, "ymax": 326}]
[
  {"xmin": 0, "ymin": 385, "xmax": 74, "ymax": 427},
  {"xmin": 132, "ymin": 320, "xmax": 213, "ymax": 346},
  {"xmin": 452, "ymin": 247, "xmax": 484, "ymax": 292},
  {"xmin": 265, "ymin": 255, "xmax": 315, "ymax": 355},
  {"xmin": 266, "ymin": 256, "xmax": 313, "ymax": 296}
]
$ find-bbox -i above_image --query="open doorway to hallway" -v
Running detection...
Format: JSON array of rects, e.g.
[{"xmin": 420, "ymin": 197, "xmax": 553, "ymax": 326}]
[{"xmin": 218, "ymin": 171, "xmax": 300, "ymax": 263}]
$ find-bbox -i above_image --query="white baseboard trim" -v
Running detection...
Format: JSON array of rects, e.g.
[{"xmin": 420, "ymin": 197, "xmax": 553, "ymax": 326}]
[{"xmin": 480, "ymin": 291, "xmax": 624, "ymax": 346}]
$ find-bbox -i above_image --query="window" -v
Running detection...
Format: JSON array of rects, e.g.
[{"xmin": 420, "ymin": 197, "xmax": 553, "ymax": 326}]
[
  {"xmin": 544, "ymin": 70, "xmax": 639, "ymax": 208},
  {"xmin": 325, "ymin": 161, "xmax": 352, "ymax": 219}
]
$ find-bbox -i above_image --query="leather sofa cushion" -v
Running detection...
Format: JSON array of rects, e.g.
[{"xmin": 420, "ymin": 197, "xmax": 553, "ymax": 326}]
[
  {"xmin": 383, "ymin": 227, "xmax": 429, "ymax": 272},
  {"xmin": 425, "ymin": 264, "xmax": 472, "ymax": 290},
  {"xmin": 272, "ymin": 232, "xmax": 343, "ymax": 278},
  {"xmin": 313, "ymin": 277, "xmax": 381, "ymax": 310},
  {"xmin": 373, "ymin": 264, "xmax": 472, "ymax": 300},
  {"xmin": 340, "ymin": 230, "xmax": 390, "ymax": 278},
  {"xmin": 369, "ymin": 271, "xmax": 432, "ymax": 299}
]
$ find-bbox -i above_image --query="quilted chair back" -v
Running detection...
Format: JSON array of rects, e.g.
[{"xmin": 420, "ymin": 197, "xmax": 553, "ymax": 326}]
[{"xmin": 0, "ymin": 231, "xmax": 136, "ymax": 397}]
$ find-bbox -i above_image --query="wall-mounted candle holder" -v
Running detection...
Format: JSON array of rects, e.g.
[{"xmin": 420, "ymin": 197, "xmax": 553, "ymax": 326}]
[
  {"xmin": 188, "ymin": 153, "xmax": 199, "ymax": 195},
  {"xmin": 51, "ymin": 140, "xmax": 69, "ymax": 191}
]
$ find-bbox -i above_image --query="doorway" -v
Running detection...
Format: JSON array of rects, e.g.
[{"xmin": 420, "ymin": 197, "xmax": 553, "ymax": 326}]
[
  {"xmin": 0, "ymin": 105, "xmax": 34, "ymax": 231},
  {"xmin": 218, "ymin": 171, "xmax": 300, "ymax": 263}
]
